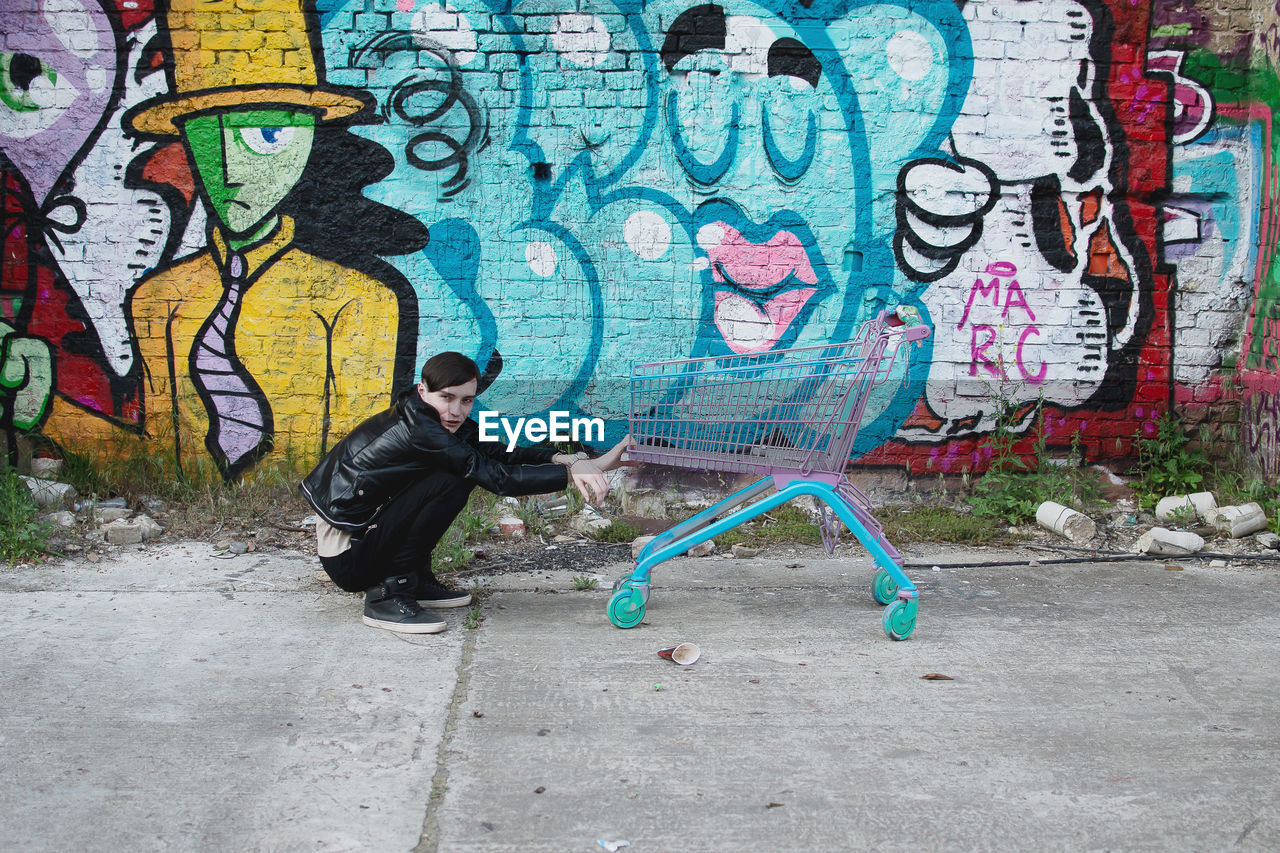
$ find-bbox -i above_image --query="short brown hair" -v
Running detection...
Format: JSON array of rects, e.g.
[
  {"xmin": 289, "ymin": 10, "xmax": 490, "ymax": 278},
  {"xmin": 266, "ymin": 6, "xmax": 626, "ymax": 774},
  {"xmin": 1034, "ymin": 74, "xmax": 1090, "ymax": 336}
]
[{"xmin": 420, "ymin": 352, "xmax": 481, "ymax": 391}]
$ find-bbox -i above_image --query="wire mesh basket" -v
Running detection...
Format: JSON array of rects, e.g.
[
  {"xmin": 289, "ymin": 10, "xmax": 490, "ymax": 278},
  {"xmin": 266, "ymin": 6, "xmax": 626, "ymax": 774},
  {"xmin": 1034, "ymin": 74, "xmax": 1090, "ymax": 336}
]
[{"xmin": 629, "ymin": 307, "xmax": 929, "ymax": 479}]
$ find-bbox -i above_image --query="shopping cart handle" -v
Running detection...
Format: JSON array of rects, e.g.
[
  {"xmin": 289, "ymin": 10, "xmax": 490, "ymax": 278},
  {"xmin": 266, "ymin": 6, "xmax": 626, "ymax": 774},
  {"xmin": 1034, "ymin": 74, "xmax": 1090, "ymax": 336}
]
[
  {"xmin": 883, "ymin": 306, "xmax": 931, "ymax": 344},
  {"xmin": 902, "ymin": 324, "xmax": 931, "ymax": 344}
]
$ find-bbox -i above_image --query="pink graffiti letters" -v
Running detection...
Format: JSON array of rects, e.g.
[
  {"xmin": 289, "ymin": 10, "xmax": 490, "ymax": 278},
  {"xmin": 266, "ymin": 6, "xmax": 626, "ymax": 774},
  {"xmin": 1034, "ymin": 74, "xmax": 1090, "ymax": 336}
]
[{"xmin": 958, "ymin": 262, "xmax": 1046, "ymax": 383}]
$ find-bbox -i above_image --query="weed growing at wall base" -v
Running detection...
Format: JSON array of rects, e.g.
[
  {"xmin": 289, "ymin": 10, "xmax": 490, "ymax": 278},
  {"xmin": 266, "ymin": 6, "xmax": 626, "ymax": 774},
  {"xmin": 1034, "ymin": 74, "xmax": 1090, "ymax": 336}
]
[
  {"xmin": 435, "ymin": 491, "xmax": 501, "ymax": 573},
  {"xmin": 0, "ymin": 470, "xmax": 51, "ymax": 564},
  {"xmin": 592, "ymin": 519, "xmax": 641, "ymax": 543},
  {"xmin": 1132, "ymin": 413, "xmax": 1207, "ymax": 509},
  {"xmin": 966, "ymin": 404, "xmax": 1101, "ymax": 524}
]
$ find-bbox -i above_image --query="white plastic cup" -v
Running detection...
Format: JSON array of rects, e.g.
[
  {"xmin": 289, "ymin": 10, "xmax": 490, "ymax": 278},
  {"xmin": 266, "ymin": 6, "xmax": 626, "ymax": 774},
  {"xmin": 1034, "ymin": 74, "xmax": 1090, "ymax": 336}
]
[{"xmin": 657, "ymin": 642, "xmax": 701, "ymax": 666}]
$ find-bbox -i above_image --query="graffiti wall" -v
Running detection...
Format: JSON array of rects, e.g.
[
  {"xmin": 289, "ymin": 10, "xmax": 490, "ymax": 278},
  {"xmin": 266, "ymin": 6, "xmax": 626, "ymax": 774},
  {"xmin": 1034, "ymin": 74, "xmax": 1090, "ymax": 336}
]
[{"xmin": 0, "ymin": 0, "xmax": 1276, "ymax": 481}]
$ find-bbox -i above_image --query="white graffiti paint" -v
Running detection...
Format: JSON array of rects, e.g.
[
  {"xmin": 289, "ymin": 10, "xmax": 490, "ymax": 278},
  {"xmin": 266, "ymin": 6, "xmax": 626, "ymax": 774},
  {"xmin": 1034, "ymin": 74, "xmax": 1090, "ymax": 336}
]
[
  {"xmin": 526, "ymin": 241, "xmax": 558, "ymax": 278},
  {"xmin": 551, "ymin": 14, "xmax": 611, "ymax": 67},
  {"xmin": 896, "ymin": 0, "xmax": 1148, "ymax": 439},
  {"xmin": 412, "ymin": 2, "xmax": 477, "ymax": 65},
  {"xmin": 43, "ymin": 20, "xmax": 173, "ymax": 378},
  {"xmin": 885, "ymin": 30, "xmax": 933, "ymax": 82},
  {"xmin": 623, "ymin": 210, "xmax": 672, "ymax": 261}
]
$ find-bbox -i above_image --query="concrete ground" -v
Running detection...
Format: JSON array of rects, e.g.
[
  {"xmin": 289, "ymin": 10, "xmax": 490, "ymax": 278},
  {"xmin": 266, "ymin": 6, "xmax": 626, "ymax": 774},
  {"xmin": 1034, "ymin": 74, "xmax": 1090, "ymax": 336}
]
[{"xmin": 2, "ymin": 540, "xmax": 1278, "ymax": 852}]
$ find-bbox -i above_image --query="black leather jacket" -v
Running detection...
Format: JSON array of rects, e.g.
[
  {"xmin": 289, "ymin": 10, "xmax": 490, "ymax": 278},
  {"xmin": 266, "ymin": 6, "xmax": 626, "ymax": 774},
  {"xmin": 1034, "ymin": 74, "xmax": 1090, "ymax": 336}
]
[{"xmin": 300, "ymin": 387, "xmax": 568, "ymax": 532}]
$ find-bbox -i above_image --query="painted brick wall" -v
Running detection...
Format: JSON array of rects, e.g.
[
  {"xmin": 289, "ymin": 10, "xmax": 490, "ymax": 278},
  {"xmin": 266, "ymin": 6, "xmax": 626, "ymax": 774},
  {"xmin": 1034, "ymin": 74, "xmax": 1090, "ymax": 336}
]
[{"xmin": 1, "ymin": 0, "xmax": 1277, "ymax": 482}]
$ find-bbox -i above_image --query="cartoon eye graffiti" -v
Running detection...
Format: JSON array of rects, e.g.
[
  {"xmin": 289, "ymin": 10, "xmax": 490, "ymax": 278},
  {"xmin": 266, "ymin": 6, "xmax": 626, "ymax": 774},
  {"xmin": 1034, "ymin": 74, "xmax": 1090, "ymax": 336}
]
[
  {"xmin": 661, "ymin": 4, "xmax": 738, "ymax": 186},
  {"xmin": 761, "ymin": 38, "xmax": 820, "ymax": 182},
  {"xmin": 666, "ymin": 85, "xmax": 740, "ymax": 186},
  {"xmin": 0, "ymin": 51, "xmax": 59, "ymax": 113},
  {"xmin": 238, "ymin": 125, "xmax": 297, "ymax": 155}
]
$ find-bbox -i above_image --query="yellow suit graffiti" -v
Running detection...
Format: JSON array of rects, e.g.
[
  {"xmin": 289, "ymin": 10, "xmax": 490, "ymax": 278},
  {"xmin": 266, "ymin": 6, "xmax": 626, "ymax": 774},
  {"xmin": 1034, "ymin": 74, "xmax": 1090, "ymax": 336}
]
[{"xmin": 128, "ymin": 216, "xmax": 396, "ymax": 475}]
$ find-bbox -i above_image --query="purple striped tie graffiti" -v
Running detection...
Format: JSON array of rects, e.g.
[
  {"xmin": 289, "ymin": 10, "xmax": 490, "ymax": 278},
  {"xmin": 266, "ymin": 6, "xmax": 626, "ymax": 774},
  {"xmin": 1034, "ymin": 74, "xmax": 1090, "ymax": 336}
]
[{"xmin": 189, "ymin": 253, "xmax": 272, "ymax": 477}]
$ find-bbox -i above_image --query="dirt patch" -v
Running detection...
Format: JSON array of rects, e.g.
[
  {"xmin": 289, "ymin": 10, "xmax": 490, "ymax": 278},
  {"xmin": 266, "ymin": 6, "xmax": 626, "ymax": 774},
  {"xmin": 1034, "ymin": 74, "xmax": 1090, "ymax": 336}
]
[{"xmin": 453, "ymin": 539, "xmax": 634, "ymax": 579}]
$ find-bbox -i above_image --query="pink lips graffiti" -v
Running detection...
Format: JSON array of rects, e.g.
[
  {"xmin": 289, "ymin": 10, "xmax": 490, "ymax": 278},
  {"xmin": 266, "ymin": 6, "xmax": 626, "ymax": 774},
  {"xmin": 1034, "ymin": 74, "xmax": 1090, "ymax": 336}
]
[{"xmin": 700, "ymin": 223, "xmax": 819, "ymax": 354}]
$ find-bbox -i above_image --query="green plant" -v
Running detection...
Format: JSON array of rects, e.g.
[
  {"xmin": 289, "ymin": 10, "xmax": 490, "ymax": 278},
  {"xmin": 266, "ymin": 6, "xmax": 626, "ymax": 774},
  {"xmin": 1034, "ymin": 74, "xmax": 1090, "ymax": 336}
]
[
  {"xmin": 57, "ymin": 442, "xmax": 312, "ymax": 536},
  {"xmin": 514, "ymin": 496, "xmax": 545, "ymax": 537},
  {"xmin": 563, "ymin": 485, "xmax": 586, "ymax": 515},
  {"xmin": 435, "ymin": 491, "xmax": 501, "ymax": 573},
  {"xmin": 462, "ymin": 605, "xmax": 484, "ymax": 629},
  {"xmin": 708, "ymin": 502, "xmax": 822, "ymax": 549},
  {"xmin": 592, "ymin": 519, "xmax": 641, "ymax": 543},
  {"xmin": 966, "ymin": 404, "xmax": 1101, "ymax": 524},
  {"xmin": 1132, "ymin": 412, "xmax": 1207, "ymax": 509},
  {"xmin": 0, "ymin": 470, "xmax": 51, "ymax": 564},
  {"xmin": 571, "ymin": 574, "xmax": 599, "ymax": 591},
  {"xmin": 466, "ymin": 580, "xmax": 493, "ymax": 602},
  {"xmin": 878, "ymin": 504, "xmax": 1014, "ymax": 545}
]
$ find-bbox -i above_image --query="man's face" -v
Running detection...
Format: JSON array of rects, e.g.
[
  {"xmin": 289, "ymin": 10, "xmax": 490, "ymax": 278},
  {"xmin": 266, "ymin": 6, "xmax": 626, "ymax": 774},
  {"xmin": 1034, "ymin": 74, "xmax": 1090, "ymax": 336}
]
[
  {"xmin": 182, "ymin": 108, "xmax": 316, "ymax": 236},
  {"xmin": 418, "ymin": 378, "xmax": 477, "ymax": 433}
]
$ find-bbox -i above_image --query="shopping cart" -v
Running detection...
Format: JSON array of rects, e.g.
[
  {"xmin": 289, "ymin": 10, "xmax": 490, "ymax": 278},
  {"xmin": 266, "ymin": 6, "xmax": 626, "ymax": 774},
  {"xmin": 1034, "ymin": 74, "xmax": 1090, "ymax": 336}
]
[{"xmin": 607, "ymin": 306, "xmax": 930, "ymax": 640}]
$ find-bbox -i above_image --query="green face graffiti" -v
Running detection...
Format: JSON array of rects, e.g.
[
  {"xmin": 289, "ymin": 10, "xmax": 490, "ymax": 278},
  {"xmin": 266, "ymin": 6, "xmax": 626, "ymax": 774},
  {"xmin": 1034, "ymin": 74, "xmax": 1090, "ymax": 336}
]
[{"xmin": 182, "ymin": 109, "xmax": 316, "ymax": 239}]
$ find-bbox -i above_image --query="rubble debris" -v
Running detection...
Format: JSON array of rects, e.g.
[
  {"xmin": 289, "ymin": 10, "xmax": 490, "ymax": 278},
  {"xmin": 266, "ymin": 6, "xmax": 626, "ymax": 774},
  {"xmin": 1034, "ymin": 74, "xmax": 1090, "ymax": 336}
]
[
  {"xmin": 20, "ymin": 476, "xmax": 76, "ymax": 509},
  {"xmin": 631, "ymin": 534, "xmax": 656, "ymax": 559},
  {"xmin": 1134, "ymin": 527, "xmax": 1204, "ymax": 556},
  {"xmin": 102, "ymin": 514, "xmax": 164, "ymax": 545},
  {"xmin": 1035, "ymin": 501, "xmax": 1096, "ymax": 544},
  {"xmin": 1213, "ymin": 503, "xmax": 1269, "ymax": 539},
  {"xmin": 135, "ymin": 515, "xmax": 163, "ymax": 540},
  {"xmin": 103, "ymin": 520, "xmax": 144, "ymax": 545},
  {"xmin": 45, "ymin": 510, "xmax": 76, "ymax": 528},
  {"xmin": 93, "ymin": 506, "xmax": 132, "ymax": 524},
  {"xmin": 30, "ymin": 458, "xmax": 63, "ymax": 480},
  {"xmin": 686, "ymin": 539, "xmax": 715, "ymax": 558},
  {"xmin": 1155, "ymin": 492, "xmax": 1217, "ymax": 524},
  {"xmin": 497, "ymin": 515, "xmax": 526, "ymax": 537},
  {"xmin": 570, "ymin": 506, "xmax": 611, "ymax": 535},
  {"xmin": 138, "ymin": 495, "xmax": 167, "ymax": 514}
]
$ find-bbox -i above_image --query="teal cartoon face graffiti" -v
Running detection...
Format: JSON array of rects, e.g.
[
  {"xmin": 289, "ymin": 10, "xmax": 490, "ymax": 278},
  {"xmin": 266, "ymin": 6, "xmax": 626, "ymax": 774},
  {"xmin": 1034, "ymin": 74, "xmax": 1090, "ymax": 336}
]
[{"xmin": 181, "ymin": 109, "xmax": 317, "ymax": 240}]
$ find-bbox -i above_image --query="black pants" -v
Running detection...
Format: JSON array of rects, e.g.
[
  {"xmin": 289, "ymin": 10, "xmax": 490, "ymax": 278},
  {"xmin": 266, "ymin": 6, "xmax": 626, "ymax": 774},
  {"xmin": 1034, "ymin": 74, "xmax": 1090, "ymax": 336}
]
[{"xmin": 320, "ymin": 471, "xmax": 475, "ymax": 593}]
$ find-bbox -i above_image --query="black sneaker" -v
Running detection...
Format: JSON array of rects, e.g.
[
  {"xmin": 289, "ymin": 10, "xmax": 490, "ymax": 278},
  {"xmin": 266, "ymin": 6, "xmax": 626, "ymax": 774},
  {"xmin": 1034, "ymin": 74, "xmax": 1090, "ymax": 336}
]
[
  {"xmin": 415, "ymin": 577, "xmax": 473, "ymax": 609},
  {"xmin": 363, "ymin": 575, "xmax": 447, "ymax": 634}
]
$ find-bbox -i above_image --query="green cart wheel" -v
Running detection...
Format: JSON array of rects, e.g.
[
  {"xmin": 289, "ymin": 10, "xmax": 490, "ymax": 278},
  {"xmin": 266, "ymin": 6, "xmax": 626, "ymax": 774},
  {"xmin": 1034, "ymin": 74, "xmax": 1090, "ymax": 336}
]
[
  {"xmin": 607, "ymin": 588, "xmax": 646, "ymax": 629},
  {"xmin": 882, "ymin": 598, "xmax": 917, "ymax": 641},
  {"xmin": 870, "ymin": 568, "xmax": 899, "ymax": 605},
  {"xmin": 612, "ymin": 573, "xmax": 650, "ymax": 604}
]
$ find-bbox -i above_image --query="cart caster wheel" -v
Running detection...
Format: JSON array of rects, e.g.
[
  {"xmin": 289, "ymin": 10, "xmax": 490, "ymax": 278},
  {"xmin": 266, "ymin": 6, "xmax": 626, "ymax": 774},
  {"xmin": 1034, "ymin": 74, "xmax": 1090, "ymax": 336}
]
[
  {"xmin": 871, "ymin": 568, "xmax": 898, "ymax": 605},
  {"xmin": 608, "ymin": 589, "xmax": 646, "ymax": 629},
  {"xmin": 612, "ymin": 574, "xmax": 650, "ymax": 604},
  {"xmin": 883, "ymin": 598, "xmax": 917, "ymax": 641}
]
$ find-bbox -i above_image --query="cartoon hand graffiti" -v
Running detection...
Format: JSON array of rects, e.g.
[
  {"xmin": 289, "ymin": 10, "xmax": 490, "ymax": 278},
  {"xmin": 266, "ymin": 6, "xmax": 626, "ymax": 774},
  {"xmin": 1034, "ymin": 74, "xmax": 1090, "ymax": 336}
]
[
  {"xmin": 122, "ymin": 0, "xmax": 402, "ymax": 479},
  {"xmin": 0, "ymin": 321, "xmax": 53, "ymax": 432}
]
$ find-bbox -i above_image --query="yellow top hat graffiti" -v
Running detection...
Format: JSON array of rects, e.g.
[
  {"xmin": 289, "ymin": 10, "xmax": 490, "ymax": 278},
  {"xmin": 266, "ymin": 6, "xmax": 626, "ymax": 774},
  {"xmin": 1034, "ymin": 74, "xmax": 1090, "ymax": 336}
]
[{"xmin": 126, "ymin": 0, "xmax": 365, "ymax": 137}]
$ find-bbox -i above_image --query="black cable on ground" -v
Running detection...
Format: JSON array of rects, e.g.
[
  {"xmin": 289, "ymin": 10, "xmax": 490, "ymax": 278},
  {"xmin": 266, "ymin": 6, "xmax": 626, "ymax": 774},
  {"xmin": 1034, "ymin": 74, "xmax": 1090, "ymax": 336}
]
[{"xmin": 905, "ymin": 550, "xmax": 1280, "ymax": 570}]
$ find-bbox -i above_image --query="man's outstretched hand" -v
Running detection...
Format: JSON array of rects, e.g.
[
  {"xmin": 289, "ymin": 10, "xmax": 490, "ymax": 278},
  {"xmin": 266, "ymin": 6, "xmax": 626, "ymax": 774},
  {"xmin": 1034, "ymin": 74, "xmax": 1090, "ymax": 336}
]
[{"xmin": 568, "ymin": 435, "xmax": 632, "ymax": 503}]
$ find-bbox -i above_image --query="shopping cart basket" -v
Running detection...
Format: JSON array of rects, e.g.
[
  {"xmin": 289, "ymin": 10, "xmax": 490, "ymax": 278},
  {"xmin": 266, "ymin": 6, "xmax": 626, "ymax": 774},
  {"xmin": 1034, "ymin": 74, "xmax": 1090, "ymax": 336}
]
[{"xmin": 607, "ymin": 306, "xmax": 930, "ymax": 640}]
